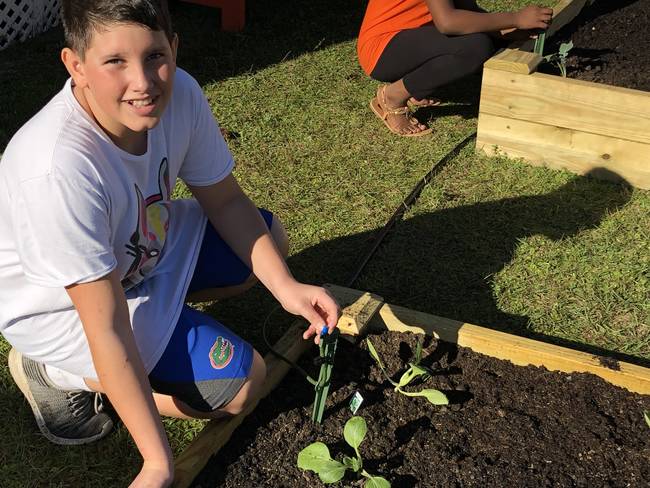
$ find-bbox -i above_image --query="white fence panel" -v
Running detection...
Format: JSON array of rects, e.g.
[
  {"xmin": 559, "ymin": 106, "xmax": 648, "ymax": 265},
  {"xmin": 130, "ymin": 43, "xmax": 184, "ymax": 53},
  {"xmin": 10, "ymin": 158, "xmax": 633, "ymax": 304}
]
[{"xmin": 1, "ymin": 0, "xmax": 60, "ymax": 51}]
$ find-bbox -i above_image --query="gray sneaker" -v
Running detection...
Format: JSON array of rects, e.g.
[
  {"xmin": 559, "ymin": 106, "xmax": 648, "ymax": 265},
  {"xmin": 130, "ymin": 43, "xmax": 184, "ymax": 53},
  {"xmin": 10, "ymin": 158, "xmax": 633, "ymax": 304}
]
[{"xmin": 8, "ymin": 348, "xmax": 114, "ymax": 445}]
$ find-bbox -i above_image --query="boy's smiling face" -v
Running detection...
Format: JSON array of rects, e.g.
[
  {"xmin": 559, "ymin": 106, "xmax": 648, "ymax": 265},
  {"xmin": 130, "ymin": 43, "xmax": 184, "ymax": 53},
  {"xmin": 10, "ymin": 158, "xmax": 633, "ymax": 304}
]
[{"xmin": 62, "ymin": 22, "xmax": 177, "ymax": 154}]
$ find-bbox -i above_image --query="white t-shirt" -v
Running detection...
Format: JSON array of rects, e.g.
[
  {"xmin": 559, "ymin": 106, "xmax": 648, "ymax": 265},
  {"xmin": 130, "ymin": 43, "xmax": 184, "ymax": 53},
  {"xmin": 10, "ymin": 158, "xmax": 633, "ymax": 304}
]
[{"xmin": 0, "ymin": 68, "xmax": 234, "ymax": 379}]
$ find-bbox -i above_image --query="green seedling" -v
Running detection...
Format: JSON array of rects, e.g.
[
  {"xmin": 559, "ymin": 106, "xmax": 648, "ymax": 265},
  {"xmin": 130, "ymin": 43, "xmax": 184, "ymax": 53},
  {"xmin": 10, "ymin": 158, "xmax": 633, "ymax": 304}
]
[
  {"xmin": 297, "ymin": 416, "xmax": 390, "ymax": 487},
  {"xmin": 644, "ymin": 410, "xmax": 650, "ymax": 429},
  {"xmin": 366, "ymin": 337, "xmax": 448, "ymax": 405},
  {"xmin": 543, "ymin": 41, "xmax": 574, "ymax": 77},
  {"xmin": 533, "ymin": 31, "xmax": 546, "ymax": 56}
]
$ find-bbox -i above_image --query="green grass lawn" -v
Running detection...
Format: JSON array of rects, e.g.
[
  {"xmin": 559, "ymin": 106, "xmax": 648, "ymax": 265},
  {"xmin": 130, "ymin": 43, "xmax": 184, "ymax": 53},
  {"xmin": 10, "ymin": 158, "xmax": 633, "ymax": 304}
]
[{"xmin": 1, "ymin": 0, "xmax": 647, "ymax": 486}]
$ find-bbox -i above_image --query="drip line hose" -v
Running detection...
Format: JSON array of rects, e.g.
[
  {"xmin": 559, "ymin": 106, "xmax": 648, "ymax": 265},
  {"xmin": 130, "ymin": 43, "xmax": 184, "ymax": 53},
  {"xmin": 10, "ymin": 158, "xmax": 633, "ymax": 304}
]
[{"xmin": 262, "ymin": 131, "xmax": 478, "ymax": 379}]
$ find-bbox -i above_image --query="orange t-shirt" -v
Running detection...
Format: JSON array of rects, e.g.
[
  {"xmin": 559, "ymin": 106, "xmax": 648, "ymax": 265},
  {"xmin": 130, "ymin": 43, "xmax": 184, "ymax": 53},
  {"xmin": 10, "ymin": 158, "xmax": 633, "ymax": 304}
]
[{"xmin": 357, "ymin": 0, "xmax": 433, "ymax": 75}]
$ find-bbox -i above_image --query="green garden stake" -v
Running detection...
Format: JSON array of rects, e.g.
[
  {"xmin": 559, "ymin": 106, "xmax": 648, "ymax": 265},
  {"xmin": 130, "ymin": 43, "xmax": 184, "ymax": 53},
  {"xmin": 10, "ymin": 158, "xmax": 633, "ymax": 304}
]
[
  {"xmin": 534, "ymin": 31, "xmax": 546, "ymax": 56},
  {"xmin": 311, "ymin": 326, "xmax": 339, "ymax": 424}
]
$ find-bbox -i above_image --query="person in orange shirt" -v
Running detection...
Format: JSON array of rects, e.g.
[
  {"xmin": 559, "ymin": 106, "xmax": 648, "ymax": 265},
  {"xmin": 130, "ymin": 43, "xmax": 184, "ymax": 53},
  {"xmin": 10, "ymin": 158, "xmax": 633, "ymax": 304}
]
[{"xmin": 358, "ymin": 0, "xmax": 553, "ymax": 136}]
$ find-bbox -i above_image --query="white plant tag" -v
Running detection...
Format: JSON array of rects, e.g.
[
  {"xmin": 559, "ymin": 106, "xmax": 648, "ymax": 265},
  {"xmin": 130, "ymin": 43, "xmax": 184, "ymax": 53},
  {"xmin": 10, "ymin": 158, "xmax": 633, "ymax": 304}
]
[{"xmin": 349, "ymin": 391, "xmax": 364, "ymax": 414}]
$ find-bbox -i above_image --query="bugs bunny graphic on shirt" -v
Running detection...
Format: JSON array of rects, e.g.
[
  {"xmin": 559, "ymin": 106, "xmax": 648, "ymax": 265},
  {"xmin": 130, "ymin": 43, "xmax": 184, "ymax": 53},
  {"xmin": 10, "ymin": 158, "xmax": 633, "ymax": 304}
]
[{"xmin": 122, "ymin": 158, "xmax": 170, "ymax": 290}]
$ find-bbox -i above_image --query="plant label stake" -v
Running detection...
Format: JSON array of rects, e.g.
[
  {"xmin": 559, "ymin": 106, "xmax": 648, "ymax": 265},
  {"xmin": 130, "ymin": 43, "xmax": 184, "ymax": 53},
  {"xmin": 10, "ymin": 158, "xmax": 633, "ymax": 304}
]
[
  {"xmin": 312, "ymin": 326, "xmax": 339, "ymax": 424},
  {"xmin": 349, "ymin": 391, "xmax": 364, "ymax": 414}
]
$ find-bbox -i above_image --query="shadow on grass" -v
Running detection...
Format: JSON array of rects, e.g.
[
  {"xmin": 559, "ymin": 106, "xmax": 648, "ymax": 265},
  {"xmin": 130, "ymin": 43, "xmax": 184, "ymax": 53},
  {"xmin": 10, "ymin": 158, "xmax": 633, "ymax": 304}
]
[{"xmin": 282, "ymin": 169, "xmax": 643, "ymax": 367}]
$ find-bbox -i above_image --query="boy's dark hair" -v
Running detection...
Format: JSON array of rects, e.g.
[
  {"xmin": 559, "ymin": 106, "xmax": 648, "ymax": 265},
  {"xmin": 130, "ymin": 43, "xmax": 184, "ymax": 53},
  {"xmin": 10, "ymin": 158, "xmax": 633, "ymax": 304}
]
[{"xmin": 61, "ymin": 0, "xmax": 173, "ymax": 57}]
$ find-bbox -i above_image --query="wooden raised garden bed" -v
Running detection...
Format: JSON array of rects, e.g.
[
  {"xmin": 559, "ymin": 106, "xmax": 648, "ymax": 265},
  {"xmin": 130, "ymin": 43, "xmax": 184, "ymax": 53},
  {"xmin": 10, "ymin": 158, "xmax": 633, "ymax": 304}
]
[
  {"xmin": 173, "ymin": 284, "xmax": 650, "ymax": 487},
  {"xmin": 476, "ymin": 0, "xmax": 650, "ymax": 190}
]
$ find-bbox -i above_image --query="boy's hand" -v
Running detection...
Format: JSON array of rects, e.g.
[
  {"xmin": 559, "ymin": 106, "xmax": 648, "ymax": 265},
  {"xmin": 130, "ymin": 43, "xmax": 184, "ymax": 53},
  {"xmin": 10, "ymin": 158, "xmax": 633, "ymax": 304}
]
[
  {"xmin": 129, "ymin": 461, "xmax": 174, "ymax": 488},
  {"xmin": 277, "ymin": 281, "xmax": 341, "ymax": 344},
  {"xmin": 514, "ymin": 5, "xmax": 553, "ymax": 30}
]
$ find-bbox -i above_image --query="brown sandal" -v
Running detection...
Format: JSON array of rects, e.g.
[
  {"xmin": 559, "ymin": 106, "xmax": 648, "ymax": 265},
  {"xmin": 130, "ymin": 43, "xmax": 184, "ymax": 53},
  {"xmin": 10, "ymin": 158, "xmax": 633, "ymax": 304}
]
[
  {"xmin": 369, "ymin": 86, "xmax": 433, "ymax": 137},
  {"xmin": 407, "ymin": 97, "xmax": 442, "ymax": 110}
]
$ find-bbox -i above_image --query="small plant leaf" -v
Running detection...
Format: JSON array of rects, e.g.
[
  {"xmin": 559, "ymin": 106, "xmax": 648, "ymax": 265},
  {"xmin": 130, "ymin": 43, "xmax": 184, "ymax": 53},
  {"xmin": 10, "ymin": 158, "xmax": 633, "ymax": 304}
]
[
  {"xmin": 342, "ymin": 454, "xmax": 361, "ymax": 472},
  {"xmin": 398, "ymin": 364, "xmax": 430, "ymax": 388},
  {"xmin": 401, "ymin": 389, "xmax": 449, "ymax": 405},
  {"xmin": 365, "ymin": 475, "xmax": 392, "ymax": 488},
  {"xmin": 397, "ymin": 368, "xmax": 417, "ymax": 388},
  {"xmin": 559, "ymin": 41, "xmax": 573, "ymax": 56},
  {"xmin": 317, "ymin": 461, "xmax": 348, "ymax": 484},
  {"xmin": 366, "ymin": 338, "xmax": 384, "ymax": 368},
  {"xmin": 297, "ymin": 442, "xmax": 334, "ymax": 471},
  {"xmin": 344, "ymin": 416, "xmax": 367, "ymax": 450},
  {"xmin": 297, "ymin": 443, "xmax": 347, "ymax": 484},
  {"xmin": 644, "ymin": 410, "xmax": 650, "ymax": 428},
  {"xmin": 366, "ymin": 338, "xmax": 398, "ymax": 386},
  {"xmin": 414, "ymin": 337, "xmax": 423, "ymax": 364}
]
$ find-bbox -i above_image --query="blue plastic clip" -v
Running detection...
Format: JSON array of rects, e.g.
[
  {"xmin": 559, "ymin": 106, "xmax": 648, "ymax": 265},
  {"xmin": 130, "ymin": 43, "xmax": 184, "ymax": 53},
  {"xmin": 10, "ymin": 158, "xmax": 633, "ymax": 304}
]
[{"xmin": 320, "ymin": 325, "xmax": 329, "ymax": 336}]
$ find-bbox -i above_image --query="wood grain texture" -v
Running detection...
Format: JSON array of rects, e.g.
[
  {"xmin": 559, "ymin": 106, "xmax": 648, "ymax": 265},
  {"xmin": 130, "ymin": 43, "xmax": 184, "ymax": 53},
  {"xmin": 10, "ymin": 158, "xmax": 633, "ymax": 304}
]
[
  {"xmin": 479, "ymin": 68, "xmax": 650, "ymax": 144},
  {"xmin": 484, "ymin": 48, "xmax": 542, "ymax": 74},
  {"xmin": 476, "ymin": 113, "xmax": 650, "ymax": 188}
]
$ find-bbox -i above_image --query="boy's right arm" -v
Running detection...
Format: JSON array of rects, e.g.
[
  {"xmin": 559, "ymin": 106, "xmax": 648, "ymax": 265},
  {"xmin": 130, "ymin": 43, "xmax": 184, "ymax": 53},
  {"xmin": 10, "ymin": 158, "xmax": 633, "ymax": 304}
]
[{"xmin": 66, "ymin": 270, "xmax": 173, "ymax": 487}]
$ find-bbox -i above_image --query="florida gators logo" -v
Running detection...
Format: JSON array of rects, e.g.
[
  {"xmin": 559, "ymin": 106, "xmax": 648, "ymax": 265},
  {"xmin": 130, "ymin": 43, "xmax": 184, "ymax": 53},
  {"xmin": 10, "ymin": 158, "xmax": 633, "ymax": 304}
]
[{"xmin": 209, "ymin": 336, "xmax": 234, "ymax": 370}]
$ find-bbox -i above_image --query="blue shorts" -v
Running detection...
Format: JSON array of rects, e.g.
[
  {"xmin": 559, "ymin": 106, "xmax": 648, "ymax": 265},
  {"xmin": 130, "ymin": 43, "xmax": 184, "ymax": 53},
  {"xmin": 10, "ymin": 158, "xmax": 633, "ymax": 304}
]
[{"xmin": 148, "ymin": 209, "xmax": 273, "ymax": 412}]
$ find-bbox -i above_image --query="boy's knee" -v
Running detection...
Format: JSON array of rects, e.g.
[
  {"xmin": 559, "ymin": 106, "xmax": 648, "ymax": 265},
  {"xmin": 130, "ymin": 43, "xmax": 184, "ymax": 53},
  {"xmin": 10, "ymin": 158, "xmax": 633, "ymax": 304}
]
[
  {"xmin": 219, "ymin": 350, "xmax": 267, "ymax": 416},
  {"xmin": 270, "ymin": 216, "xmax": 290, "ymax": 258}
]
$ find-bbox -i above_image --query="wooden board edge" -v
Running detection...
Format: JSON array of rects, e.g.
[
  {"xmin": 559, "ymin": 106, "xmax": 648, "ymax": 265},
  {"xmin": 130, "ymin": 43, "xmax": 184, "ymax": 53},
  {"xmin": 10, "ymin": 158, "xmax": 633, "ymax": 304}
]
[
  {"xmin": 478, "ymin": 68, "xmax": 650, "ymax": 146},
  {"xmin": 325, "ymin": 283, "xmax": 384, "ymax": 340},
  {"xmin": 475, "ymin": 113, "xmax": 650, "ymax": 189},
  {"xmin": 371, "ymin": 302, "xmax": 650, "ymax": 395},
  {"xmin": 483, "ymin": 48, "xmax": 542, "ymax": 74}
]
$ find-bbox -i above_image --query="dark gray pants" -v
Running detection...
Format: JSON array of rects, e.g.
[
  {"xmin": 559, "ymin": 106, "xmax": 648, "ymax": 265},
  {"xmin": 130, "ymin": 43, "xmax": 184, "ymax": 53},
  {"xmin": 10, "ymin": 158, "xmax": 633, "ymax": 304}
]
[{"xmin": 370, "ymin": 25, "xmax": 495, "ymax": 100}]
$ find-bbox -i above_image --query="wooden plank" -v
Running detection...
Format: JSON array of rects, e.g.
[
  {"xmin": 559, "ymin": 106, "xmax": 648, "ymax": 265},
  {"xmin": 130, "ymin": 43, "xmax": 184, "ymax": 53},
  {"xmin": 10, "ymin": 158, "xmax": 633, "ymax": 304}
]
[
  {"xmin": 513, "ymin": 0, "xmax": 588, "ymax": 52},
  {"xmin": 172, "ymin": 320, "xmax": 310, "ymax": 488},
  {"xmin": 476, "ymin": 113, "xmax": 650, "ymax": 189},
  {"xmin": 483, "ymin": 48, "xmax": 542, "ymax": 74},
  {"xmin": 370, "ymin": 302, "xmax": 650, "ymax": 395},
  {"xmin": 479, "ymin": 68, "xmax": 650, "ymax": 145},
  {"xmin": 325, "ymin": 284, "xmax": 383, "ymax": 340}
]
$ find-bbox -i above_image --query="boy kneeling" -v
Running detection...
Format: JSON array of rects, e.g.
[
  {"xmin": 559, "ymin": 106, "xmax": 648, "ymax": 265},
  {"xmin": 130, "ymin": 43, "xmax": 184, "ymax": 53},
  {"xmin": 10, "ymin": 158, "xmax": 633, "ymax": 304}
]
[{"xmin": 0, "ymin": 1, "xmax": 339, "ymax": 485}]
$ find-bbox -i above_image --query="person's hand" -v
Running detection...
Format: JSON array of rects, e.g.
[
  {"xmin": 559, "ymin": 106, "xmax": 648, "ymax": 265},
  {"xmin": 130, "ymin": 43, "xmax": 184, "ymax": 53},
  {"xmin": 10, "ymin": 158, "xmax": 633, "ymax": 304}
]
[
  {"xmin": 129, "ymin": 460, "xmax": 174, "ymax": 488},
  {"xmin": 276, "ymin": 281, "xmax": 341, "ymax": 344},
  {"xmin": 514, "ymin": 5, "xmax": 553, "ymax": 30}
]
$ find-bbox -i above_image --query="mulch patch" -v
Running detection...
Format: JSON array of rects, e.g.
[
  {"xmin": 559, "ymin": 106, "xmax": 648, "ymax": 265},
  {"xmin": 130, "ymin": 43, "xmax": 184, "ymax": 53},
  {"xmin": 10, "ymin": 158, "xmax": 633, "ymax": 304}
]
[
  {"xmin": 194, "ymin": 330, "xmax": 650, "ymax": 487},
  {"xmin": 541, "ymin": 0, "xmax": 650, "ymax": 91}
]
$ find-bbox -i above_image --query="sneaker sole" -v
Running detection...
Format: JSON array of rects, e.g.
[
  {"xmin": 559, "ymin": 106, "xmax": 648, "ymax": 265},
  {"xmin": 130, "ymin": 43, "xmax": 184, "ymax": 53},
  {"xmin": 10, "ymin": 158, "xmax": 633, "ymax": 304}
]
[{"xmin": 8, "ymin": 349, "xmax": 113, "ymax": 445}]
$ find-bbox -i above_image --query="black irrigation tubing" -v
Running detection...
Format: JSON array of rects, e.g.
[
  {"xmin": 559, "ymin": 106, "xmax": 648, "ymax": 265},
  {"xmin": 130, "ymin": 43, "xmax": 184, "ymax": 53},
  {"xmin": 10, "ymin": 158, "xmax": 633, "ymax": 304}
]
[
  {"xmin": 345, "ymin": 130, "xmax": 477, "ymax": 288},
  {"xmin": 262, "ymin": 130, "xmax": 478, "ymax": 374}
]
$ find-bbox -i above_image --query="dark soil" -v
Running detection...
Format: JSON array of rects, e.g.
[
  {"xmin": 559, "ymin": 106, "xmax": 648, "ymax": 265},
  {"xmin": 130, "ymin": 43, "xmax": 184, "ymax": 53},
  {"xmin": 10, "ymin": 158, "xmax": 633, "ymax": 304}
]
[
  {"xmin": 541, "ymin": 0, "xmax": 650, "ymax": 91},
  {"xmin": 194, "ymin": 331, "xmax": 650, "ymax": 488}
]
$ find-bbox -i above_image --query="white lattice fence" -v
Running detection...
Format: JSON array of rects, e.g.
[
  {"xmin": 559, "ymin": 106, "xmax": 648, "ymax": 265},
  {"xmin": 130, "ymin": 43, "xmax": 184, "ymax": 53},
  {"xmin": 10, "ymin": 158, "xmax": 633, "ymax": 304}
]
[{"xmin": 0, "ymin": 0, "xmax": 60, "ymax": 51}]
